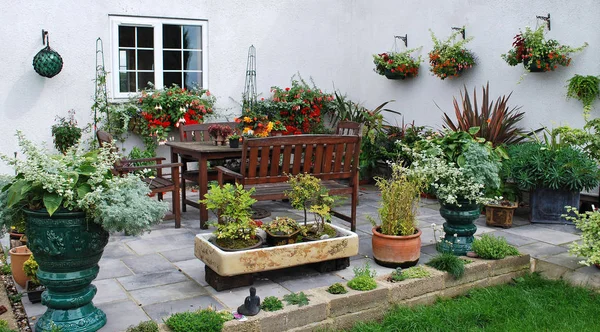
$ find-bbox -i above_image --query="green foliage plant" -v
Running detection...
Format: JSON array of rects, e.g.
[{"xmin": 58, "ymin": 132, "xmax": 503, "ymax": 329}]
[
  {"xmin": 429, "ymin": 28, "xmax": 475, "ymax": 80},
  {"xmin": 23, "ymin": 254, "xmax": 40, "ymax": 286},
  {"xmin": 51, "ymin": 110, "xmax": 83, "ymax": 154},
  {"xmin": 125, "ymin": 320, "xmax": 159, "ymax": 332},
  {"xmin": 200, "ymin": 184, "xmax": 260, "ymax": 248},
  {"xmin": 164, "ymin": 308, "xmax": 225, "ymax": 332},
  {"xmin": 369, "ymin": 164, "xmax": 423, "ymax": 236},
  {"xmin": 565, "ymin": 207, "xmax": 600, "ymax": 266},
  {"xmin": 261, "ymin": 296, "xmax": 284, "ymax": 311},
  {"xmin": 0, "ymin": 131, "xmax": 168, "ymax": 237},
  {"xmin": 566, "ymin": 74, "xmax": 600, "ymax": 120},
  {"xmin": 283, "ymin": 292, "xmax": 310, "ymax": 307},
  {"xmin": 0, "ymin": 175, "xmax": 26, "ymax": 236},
  {"xmin": 8, "ymin": 293, "xmax": 22, "ymax": 304},
  {"xmin": 503, "ymin": 142, "xmax": 599, "ymax": 192},
  {"xmin": 264, "ymin": 217, "xmax": 300, "ymax": 236},
  {"xmin": 389, "ymin": 266, "xmax": 432, "ymax": 283},
  {"xmin": 327, "ymin": 282, "xmax": 348, "ymax": 294},
  {"xmin": 373, "ymin": 48, "xmax": 423, "ymax": 78},
  {"xmin": 472, "ymin": 234, "xmax": 520, "ymax": 259},
  {"xmin": 347, "ymin": 263, "xmax": 378, "ymax": 291},
  {"xmin": 554, "ymin": 119, "xmax": 600, "ymax": 163},
  {"xmin": 286, "ymin": 173, "xmax": 335, "ymax": 236},
  {"xmin": 426, "ymin": 252, "xmax": 465, "ymax": 279},
  {"xmin": 441, "ymin": 83, "xmax": 526, "ymax": 146},
  {"xmin": 502, "ymin": 26, "xmax": 587, "ymax": 72}
]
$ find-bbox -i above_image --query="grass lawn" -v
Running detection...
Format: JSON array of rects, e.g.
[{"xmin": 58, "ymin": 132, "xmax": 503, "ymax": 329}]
[{"xmin": 348, "ymin": 273, "xmax": 600, "ymax": 332}]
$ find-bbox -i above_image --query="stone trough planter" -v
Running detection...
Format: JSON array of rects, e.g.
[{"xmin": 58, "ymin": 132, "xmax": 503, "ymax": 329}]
[{"xmin": 194, "ymin": 224, "xmax": 359, "ymax": 290}]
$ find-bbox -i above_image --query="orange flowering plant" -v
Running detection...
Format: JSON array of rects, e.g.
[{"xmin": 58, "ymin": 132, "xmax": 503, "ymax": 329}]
[
  {"xmin": 428, "ymin": 29, "xmax": 475, "ymax": 80},
  {"xmin": 501, "ymin": 26, "xmax": 587, "ymax": 72},
  {"xmin": 373, "ymin": 48, "xmax": 422, "ymax": 79}
]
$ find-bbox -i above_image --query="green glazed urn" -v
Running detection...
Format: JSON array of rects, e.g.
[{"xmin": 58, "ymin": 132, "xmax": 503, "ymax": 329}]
[
  {"xmin": 437, "ymin": 200, "xmax": 479, "ymax": 255},
  {"xmin": 24, "ymin": 209, "xmax": 109, "ymax": 332}
]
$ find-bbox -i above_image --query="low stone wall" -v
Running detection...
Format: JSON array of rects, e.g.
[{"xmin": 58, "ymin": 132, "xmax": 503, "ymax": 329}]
[{"xmin": 221, "ymin": 254, "xmax": 531, "ymax": 332}]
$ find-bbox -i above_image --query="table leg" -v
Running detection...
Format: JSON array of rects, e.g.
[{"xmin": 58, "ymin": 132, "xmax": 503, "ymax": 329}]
[{"xmin": 199, "ymin": 156, "xmax": 209, "ymax": 229}]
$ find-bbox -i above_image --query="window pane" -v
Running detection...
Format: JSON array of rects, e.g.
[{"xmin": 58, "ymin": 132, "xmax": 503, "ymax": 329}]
[
  {"xmin": 164, "ymin": 72, "xmax": 182, "ymax": 88},
  {"xmin": 119, "ymin": 26, "xmax": 135, "ymax": 47},
  {"xmin": 119, "ymin": 49, "xmax": 136, "ymax": 70},
  {"xmin": 137, "ymin": 27, "xmax": 154, "ymax": 48},
  {"xmin": 184, "ymin": 72, "xmax": 202, "ymax": 90},
  {"xmin": 138, "ymin": 72, "xmax": 154, "ymax": 90},
  {"xmin": 183, "ymin": 51, "xmax": 202, "ymax": 70},
  {"xmin": 163, "ymin": 24, "xmax": 181, "ymax": 49},
  {"xmin": 183, "ymin": 26, "xmax": 201, "ymax": 49},
  {"xmin": 119, "ymin": 72, "xmax": 136, "ymax": 92},
  {"xmin": 137, "ymin": 50, "xmax": 154, "ymax": 70},
  {"xmin": 163, "ymin": 51, "xmax": 182, "ymax": 70}
]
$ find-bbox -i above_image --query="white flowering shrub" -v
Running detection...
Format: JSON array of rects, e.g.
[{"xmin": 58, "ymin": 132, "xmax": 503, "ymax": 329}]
[{"xmin": 565, "ymin": 206, "xmax": 600, "ymax": 266}]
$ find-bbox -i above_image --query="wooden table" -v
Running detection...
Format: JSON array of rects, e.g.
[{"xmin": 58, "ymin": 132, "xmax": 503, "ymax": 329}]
[{"xmin": 166, "ymin": 141, "xmax": 242, "ymax": 229}]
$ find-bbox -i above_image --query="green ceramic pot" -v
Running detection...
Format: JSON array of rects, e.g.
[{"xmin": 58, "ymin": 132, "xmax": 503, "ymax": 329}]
[
  {"xmin": 25, "ymin": 209, "xmax": 109, "ymax": 332},
  {"xmin": 437, "ymin": 200, "xmax": 479, "ymax": 255}
]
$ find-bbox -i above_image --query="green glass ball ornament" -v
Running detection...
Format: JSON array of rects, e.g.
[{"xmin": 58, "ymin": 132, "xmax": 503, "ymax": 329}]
[{"xmin": 33, "ymin": 46, "xmax": 63, "ymax": 78}]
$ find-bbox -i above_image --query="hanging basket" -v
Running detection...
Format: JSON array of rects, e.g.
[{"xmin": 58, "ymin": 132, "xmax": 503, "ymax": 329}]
[{"xmin": 33, "ymin": 45, "xmax": 63, "ymax": 78}]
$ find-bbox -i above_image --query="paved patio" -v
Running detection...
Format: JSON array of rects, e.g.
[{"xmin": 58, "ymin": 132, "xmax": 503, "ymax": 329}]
[{"xmin": 16, "ymin": 186, "xmax": 599, "ymax": 331}]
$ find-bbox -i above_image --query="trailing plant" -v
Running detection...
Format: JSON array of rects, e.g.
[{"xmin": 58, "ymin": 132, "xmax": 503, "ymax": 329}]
[
  {"xmin": 23, "ymin": 255, "xmax": 40, "ymax": 286},
  {"xmin": 125, "ymin": 320, "xmax": 159, "ymax": 332},
  {"xmin": 369, "ymin": 164, "xmax": 423, "ymax": 236},
  {"xmin": 502, "ymin": 25, "xmax": 587, "ymax": 72},
  {"xmin": 554, "ymin": 119, "xmax": 600, "ymax": 162},
  {"xmin": 261, "ymin": 296, "xmax": 284, "ymax": 311},
  {"xmin": 565, "ymin": 207, "xmax": 600, "ymax": 266},
  {"xmin": 327, "ymin": 282, "xmax": 348, "ymax": 294},
  {"xmin": 441, "ymin": 83, "xmax": 527, "ymax": 146},
  {"xmin": 347, "ymin": 263, "xmax": 377, "ymax": 291},
  {"xmin": 429, "ymin": 28, "xmax": 475, "ymax": 80},
  {"xmin": 0, "ymin": 132, "xmax": 168, "ymax": 236},
  {"xmin": 426, "ymin": 252, "xmax": 465, "ymax": 279},
  {"xmin": 51, "ymin": 110, "xmax": 83, "ymax": 154},
  {"xmin": 373, "ymin": 48, "xmax": 422, "ymax": 79},
  {"xmin": 503, "ymin": 142, "xmax": 599, "ymax": 192},
  {"xmin": 164, "ymin": 308, "xmax": 225, "ymax": 332},
  {"xmin": 264, "ymin": 217, "xmax": 300, "ymax": 235},
  {"xmin": 566, "ymin": 74, "xmax": 600, "ymax": 120},
  {"xmin": 283, "ymin": 292, "xmax": 310, "ymax": 307},
  {"xmin": 472, "ymin": 234, "xmax": 520, "ymax": 259}
]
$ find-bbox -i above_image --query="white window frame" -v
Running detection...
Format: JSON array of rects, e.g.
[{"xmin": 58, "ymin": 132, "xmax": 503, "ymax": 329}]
[{"xmin": 109, "ymin": 15, "xmax": 208, "ymax": 100}]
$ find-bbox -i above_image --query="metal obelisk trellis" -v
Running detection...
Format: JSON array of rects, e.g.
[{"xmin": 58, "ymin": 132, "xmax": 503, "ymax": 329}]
[
  {"xmin": 93, "ymin": 37, "xmax": 108, "ymax": 141},
  {"xmin": 242, "ymin": 45, "xmax": 257, "ymax": 112}
]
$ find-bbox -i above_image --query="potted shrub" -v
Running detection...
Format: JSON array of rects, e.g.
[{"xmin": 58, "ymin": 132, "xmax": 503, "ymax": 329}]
[
  {"xmin": 208, "ymin": 124, "xmax": 231, "ymax": 146},
  {"xmin": 565, "ymin": 207, "xmax": 600, "ymax": 268},
  {"xmin": 372, "ymin": 48, "xmax": 422, "ymax": 80},
  {"xmin": 407, "ymin": 128, "xmax": 501, "ymax": 255},
  {"xmin": 501, "ymin": 26, "xmax": 587, "ymax": 73},
  {"xmin": 263, "ymin": 217, "xmax": 301, "ymax": 246},
  {"xmin": 504, "ymin": 140, "xmax": 599, "ymax": 223},
  {"xmin": 228, "ymin": 133, "xmax": 241, "ymax": 148},
  {"xmin": 0, "ymin": 131, "xmax": 168, "ymax": 331},
  {"xmin": 428, "ymin": 28, "xmax": 475, "ymax": 80},
  {"xmin": 23, "ymin": 255, "xmax": 44, "ymax": 304},
  {"xmin": 369, "ymin": 164, "xmax": 424, "ymax": 268},
  {"xmin": 200, "ymin": 183, "xmax": 263, "ymax": 251},
  {"xmin": 51, "ymin": 110, "xmax": 83, "ymax": 154},
  {"xmin": 566, "ymin": 74, "xmax": 600, "ymax": 120}
]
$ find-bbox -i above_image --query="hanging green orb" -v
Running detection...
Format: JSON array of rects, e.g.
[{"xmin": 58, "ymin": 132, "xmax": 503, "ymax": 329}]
[{"xmin": 33, "ymin": 46, "xmax": 63, "ymax": 78}]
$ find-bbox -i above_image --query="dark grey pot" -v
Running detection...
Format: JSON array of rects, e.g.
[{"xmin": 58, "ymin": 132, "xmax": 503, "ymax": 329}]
[{"xmin": 529, "ymin": 188, "xmax": 579, "ymax": 224}]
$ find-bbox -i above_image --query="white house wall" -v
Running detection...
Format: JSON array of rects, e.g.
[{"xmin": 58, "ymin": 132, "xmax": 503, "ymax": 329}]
[{"xmin": 1, "ymin": 0, "xmax": 598, "ymax": 174}]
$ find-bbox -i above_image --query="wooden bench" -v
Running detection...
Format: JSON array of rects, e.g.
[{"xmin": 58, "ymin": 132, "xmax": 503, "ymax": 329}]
[{"xmin": 215, "ymin": 134, "xmax": 361, "ymax": 231}]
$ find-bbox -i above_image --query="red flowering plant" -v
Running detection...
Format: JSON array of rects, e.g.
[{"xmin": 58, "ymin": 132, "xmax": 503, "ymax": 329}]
[
  {"xmin": 135, "ymin": 84, "xmax": 215, "ymax": 149},
  {"xmin": 501, "ymin": 26, "xmax": 587, "ymax": 72},
  {"xmin": 270, "ymin": 77, "xmax": 336, "ymax": 135},
  {"xmin": 373, "ymin": 48, "xmax": 422, "ymax": 79},
  {"xmin": 429, "ymin": 29, "xmax": 475, "ymax": 80}
]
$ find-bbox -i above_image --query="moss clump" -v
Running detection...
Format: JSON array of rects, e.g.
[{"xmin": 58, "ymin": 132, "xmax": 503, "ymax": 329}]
[{"xmin": 327, "ymin": 282, "xmax": 348, "ymax": 294}]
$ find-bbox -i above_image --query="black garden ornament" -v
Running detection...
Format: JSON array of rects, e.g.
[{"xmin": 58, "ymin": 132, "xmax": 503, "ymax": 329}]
[{"xmin": 33, "ymin": 30, "xmax": 63, "ymax": 78}]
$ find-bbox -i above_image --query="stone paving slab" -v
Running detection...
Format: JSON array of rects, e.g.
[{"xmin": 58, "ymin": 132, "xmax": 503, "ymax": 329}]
[
  {"xmin": 174, "ymin": 259, "xmax": 208, "ymax": 287},
  {"xmin": 121, "ymin": 253, "xmax": 177, "ymax": 274},
  {"xmin": 485, "ymin": 230, "xmax": 538, "ymax": 247},
  {"xmin": 206, "ymin": 279, "xmax": 291, "ymax": 309},
  {"xmin": 517, "ymin": 241, "xmax": 569, "ymax": 258},
  {"xmin": 129, "ymin": 280, "xmax": 207, "ymax": 306},
  {"xmin": 93, "ymin": 278, "xmax": 129, "ymax": 304},
  {"xmin": 96, "ymin": 259, "xmax": 133, "ymax": 280},
  {"xmin": 143, "ymin": 295, "xmax": 224, "ymax": 322},
  {"xmin": 98, "ymin": 299, "xmax": 150, "ymax": 332},
  {"xmin": 118, "ymin": 270, "xmax": 190, "ymax": 291},
  {"xmin": 160, "ymin": 246, "xmax": 197, "ymax": 262},
  {"xmin": 102, "ymin": 242, "xmax": 138, "ymax": 260},
  {"xmin": 126, "ymin": 232, "xmax": 197, "ymax": 255},
  {"xmin": 539, "ymin": 252, "xmax": 584, "ymax": 270},
  {"xmin": 503, "ymin": 224, "xmax": 581, "ymax": 245}
]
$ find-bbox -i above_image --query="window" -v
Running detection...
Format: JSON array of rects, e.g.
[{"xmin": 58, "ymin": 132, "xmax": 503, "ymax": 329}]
[{"xmin": 110, "ymin": 15, "xmax": 208, "ymax": 98}]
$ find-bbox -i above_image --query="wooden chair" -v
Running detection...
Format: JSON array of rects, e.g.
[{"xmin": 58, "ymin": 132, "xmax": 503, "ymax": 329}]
[
  {"xmin": 336, "ymin": 121, "xmax": 362, "ymax": 136},
  {"xmin": 96, "ymin": 130, "xmax": 182, "ymax": 228},
  {"xmin": 178, "ymin": 122, "xmax": 237, "ymax": 211}
]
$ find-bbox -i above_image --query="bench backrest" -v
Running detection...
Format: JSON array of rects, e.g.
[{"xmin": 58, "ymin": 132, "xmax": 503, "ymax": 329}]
[
  {"xmin": 336, "ymin": 121, "xmax": 362, "ymax": 136},
  {"xmin": 178, "ymin": 122, "xmax": 237, "ymax": 142},
  {"xmin": 239, "ymin": 135, "xmax": 361, "ymax": 185}
]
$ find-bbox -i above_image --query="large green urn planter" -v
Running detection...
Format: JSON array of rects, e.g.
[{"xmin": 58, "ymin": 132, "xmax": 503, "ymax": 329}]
[
  {"xmin": 437, "ymin": 201, "xmax": 479, "ymax": 255},
  {"xmin": 24, "ymin": 209, "xmax": 109, "ymax": 332}
]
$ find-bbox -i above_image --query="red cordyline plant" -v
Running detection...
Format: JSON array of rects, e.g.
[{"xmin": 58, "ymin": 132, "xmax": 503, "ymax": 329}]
[{"xmin": 441, "ymin": 83, "xmax": 527, "ymax": 147}]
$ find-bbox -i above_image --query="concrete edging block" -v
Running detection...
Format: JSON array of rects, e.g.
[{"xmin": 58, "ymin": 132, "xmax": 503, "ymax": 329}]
[
  {"xmin": 444, "ymin": 258, "xmax": 491, "ymax": 288},
  {"xmin": 489, "ymin": 254, "xmax": 531, "ymax": 276},
  {"xmin": 378, "ymin": 266, "xmax": 446, "ymax": 303},
  {"xmin": 308, "ymin": 281, "xmax": 389, "ymax": 318}
]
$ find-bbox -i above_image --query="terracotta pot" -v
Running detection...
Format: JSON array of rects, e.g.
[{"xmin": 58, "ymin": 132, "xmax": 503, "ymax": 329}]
[
  {"xmin": 485, "ymin": 202, "xmax": 518, "ymax": 228},
  {"xmin": 9, "ymin": 245, "xmax": 32, "ymax": 287},
  {"xmin": 372, "ymin": 227, "xmax": 421, "ymax": 268}
]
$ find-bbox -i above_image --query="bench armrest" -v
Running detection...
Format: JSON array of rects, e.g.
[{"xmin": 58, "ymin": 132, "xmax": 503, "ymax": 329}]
[{"xmin": 215, "ymin": 166, "xmax": 243, "ymax": 185}]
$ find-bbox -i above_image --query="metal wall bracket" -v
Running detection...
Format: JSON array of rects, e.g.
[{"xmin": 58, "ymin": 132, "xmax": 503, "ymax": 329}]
[
  {"xmin": 42, "ymin": 29, "xmax": 49, "ymax": 46},
  {"xmin": 451, "ymin": 27, "xmax": 465, "ymax": 40},
  {"xmin": 394, "ymin": 34, "xmax": 408, "ymax": 47},
  {"xmin": 536, "ymin": 13, "xmax": 551, "ymax": 30}
]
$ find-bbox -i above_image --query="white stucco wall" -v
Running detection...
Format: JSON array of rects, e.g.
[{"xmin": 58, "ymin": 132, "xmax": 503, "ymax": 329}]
[{"xmin": 1, "ymin": 0, "xmax": 599, "ymax": 174}]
